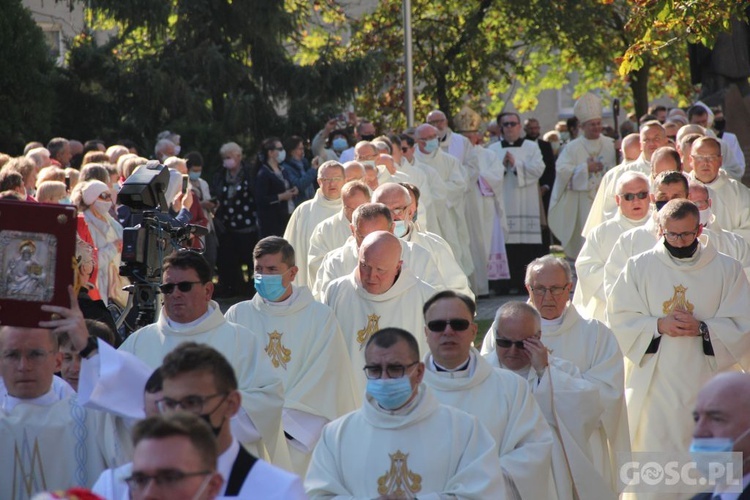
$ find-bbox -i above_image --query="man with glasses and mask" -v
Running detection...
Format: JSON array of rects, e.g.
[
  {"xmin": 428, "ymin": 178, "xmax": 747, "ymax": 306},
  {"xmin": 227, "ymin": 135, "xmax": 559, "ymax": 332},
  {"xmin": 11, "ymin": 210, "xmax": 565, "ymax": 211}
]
[
  {"xmin": 687, "ymin": 136, "xmax": 750, "ymax": 242},
  {"xmin": 421, "ymin": 291, "xmax": 554, "ymax": 500},
  {"xmin": 400, "ymin": 133, "xmax": 445, "ymax": 234},
  {"xmin": 484, "ymin": 301, "xmax": 619, "ymax": 500},
  {"xmin": 482, "ymin": 256, "xmax": 629, "ymax": 494},
  {"xmin": 305, "ymin": 327, "xmax": 507, "ymax": 498},
  {"xmin": 283, "ymin": 160, "xmax": 345, "ymax": 288},
  {"xmin": 77, "ymin": 251, "xmax": 289, "ymax": 468},
  {"xmin": 574, "ymin": 171, "xmax": 652, "ymax": 322},
  {"xmin": 488, "ymin": 111, "xmax": 546, "ymax": 294},
  {"xmin": 225, "ymin": 237, "xmax": 358, "ymax": 475},
  {"xmin": 608, "ymin": 199, "xmax": 750, "ymax": 483},
  {"xmin": 313, "ymin": 203, "xmax": 444, "ymax": 300}
]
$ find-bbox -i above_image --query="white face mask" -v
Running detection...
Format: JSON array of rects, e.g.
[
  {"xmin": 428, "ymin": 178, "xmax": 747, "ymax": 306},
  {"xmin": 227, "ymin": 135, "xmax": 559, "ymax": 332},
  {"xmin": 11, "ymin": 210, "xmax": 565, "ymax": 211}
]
[
  {"xmin": 223, "ymin": 158, "xmax": 237, "ymax": 169},
  {"xmin": 394, "ymin": 220, "xmax": 408, "ymax": 238},
  {"xmin": 93, "ymin": 199, "xmax": 112, "ymax": 214},
  {"xmin": 699, "ymin": 207, "xmax": 712, "ymax": 226}
]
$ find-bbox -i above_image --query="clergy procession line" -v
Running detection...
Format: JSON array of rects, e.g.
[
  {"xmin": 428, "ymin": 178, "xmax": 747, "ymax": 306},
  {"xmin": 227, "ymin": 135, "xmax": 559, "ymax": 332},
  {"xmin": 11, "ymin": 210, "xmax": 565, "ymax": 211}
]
[{"xmin": 4, "ymin": 94, "xmax": 750, "ymax": 500}]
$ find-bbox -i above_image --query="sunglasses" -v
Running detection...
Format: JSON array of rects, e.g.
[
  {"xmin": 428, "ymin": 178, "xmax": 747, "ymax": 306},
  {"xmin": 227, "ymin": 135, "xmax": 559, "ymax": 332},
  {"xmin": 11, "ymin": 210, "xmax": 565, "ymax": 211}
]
[
  {"xmin": 501, "ymin": 122, "xmax": 519, "ymax": 128},
  {"xmin": 159, "ymin": 281, "xmax": 203, "ymax": 294},
  {"xmin": 495, "ymin": 338, "xmax": 525, "ymax": 349},
  {"xmin": 427, "ymin": 319, "xmax": 471, "ymax": 332},
  {"xmin": 620, "ymin": 191, "xmax": 649, "ymax": 201}
]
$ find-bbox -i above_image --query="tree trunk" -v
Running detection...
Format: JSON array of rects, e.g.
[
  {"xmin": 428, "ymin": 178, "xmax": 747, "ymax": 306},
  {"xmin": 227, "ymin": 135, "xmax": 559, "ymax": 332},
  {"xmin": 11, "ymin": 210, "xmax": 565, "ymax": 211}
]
[{"xmin": 629, "ymin": 57, "xmax": 650, "ymax": 119}]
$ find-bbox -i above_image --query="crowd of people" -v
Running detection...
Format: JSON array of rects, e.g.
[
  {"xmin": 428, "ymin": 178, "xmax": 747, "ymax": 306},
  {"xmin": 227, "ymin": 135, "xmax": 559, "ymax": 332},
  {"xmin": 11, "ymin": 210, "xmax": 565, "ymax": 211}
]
[{"xmin": 3, "ymin": 93, "xmax": 750, "ymax": 500}]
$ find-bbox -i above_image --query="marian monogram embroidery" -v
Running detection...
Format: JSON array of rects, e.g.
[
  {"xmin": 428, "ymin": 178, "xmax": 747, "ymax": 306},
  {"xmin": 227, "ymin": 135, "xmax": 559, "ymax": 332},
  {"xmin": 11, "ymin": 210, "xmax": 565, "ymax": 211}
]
[
  {"xmin": 13, "ymin": 431, "xmax": 47, "ymax": 498},
  {"xmin": 377, "ymin": 450, "xmax": 422, "ymax": 496},
  {"xmin": 265, "ymin": 331, "xmax": 292, "ymax": 369},
  {"xmin": 662, "ymin": 284, "xmax": 694, "ymax": 314},
  {"xmin": 357, "ymin": 314, "xmax": 381, "ymax": 350}
]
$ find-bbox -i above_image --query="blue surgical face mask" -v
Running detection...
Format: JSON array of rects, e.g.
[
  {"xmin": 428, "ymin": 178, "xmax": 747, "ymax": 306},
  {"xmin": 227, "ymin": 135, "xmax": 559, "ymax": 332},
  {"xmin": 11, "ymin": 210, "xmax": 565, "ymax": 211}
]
[
  {"xmin": 276, "ymin": 149, "xmax": 286, "ymax": 163},
  {"xmin": 332, "ymin": 137, "xmax": 348, "ymax": 152},
  {"xmin": 423, "ymin": 138, "xmax": 439, "ymax": 154},
  {"xmin": 690, "ymin": 427, "xmax": 750, "ymax": 478},
  {"xmin": 394, "ymin": 220, "xmax": 408, "ymax": 238},
  {"xmin": 366, "ymin": 377, "xmax": 414, "ymax": 410},
  {"xmin": 188, "ymin": 171, "xmax": 201, "ymax": 181},
  {"xmin": 254, "ymin": 270, "xmax": 290, "ymax": 301},
  {"xmin": 59, "ymin": 197, "xmax": 72, "ymax": 205}
]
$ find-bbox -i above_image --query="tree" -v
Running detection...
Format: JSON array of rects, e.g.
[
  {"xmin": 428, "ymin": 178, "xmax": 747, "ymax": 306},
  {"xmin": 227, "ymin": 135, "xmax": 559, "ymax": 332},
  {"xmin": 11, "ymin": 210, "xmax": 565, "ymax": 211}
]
[{"xmin": 0, "ymin": 0, "xmax": 56, "ymax": 153}]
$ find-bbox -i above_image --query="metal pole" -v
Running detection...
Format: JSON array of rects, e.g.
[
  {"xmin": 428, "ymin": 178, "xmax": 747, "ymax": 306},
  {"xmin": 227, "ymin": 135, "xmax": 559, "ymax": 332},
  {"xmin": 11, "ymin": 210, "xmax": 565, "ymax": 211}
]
[{"xmin": 403, "ymin": 0, "xmax": 414, "ymax": 127}]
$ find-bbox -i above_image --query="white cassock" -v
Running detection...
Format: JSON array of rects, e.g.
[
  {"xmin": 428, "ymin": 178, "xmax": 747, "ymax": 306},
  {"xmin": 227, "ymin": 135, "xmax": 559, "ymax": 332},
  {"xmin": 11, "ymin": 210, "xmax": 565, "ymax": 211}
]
[
  {"xmin": 415, "ymin": 147, "xmax": 474, "ymax": 276},
  {"xmin": 304, "ymin": 385, "xmax": 508, "ymax": 499},
  {"xmin": 400, "ymin": 222, "xmax": 474, "ymax": 299},
  {"xmin": 324, "ymin": 268, "xmax": 436, "ymax": 395},
  {"xmin": 411, "ymin": 157, "xmax": 448, "ymax": 236},
  {"xmin": 688, "ymin": 170, "xmax": 750, "ymax": 242},
  {"xmin": 482, "ymin": 304, "xmax": 631, "ymax": 493},
  {"xmin": 312, "ymin": 235, "xmax": 448, "ymax": 301},
  {"xmin": 485, "ymin": 353, "xmax": 617, "ymax": 500},
  {"xmin": 607, "ymin": 240, "xmax": 750, "ymax": 459},
  {"xmin": 718, "ymin": 131, "xmax": 746, "ymax": 180},
  {"xmin": 283, "ymin": 189, "xmax": 342, "ymax": 287},
  {"xmin": 548, "ymin": 135, "xmax": 617, "ymax": 258},
  {"xmin": 582, "ymin": 156, "xmax": 650, "ymax": 237},
  {"xmin": 487, "ymin": 139, "xmax": 545, "ymax": 245},
  {"xmin": 117, "ymin": 302, "xmax": 289, "ymax": 467},
  {"xmin": 423, "ymin": 350, "xmax": 554, "ymax": 500},
  {"xmin": 394, "ymin": 158, "xmax": 435, "ymax": 233},
  {"xmin": 1, "ymin": 386, "xmax": 130, "ymax": 498},
  {"xmin": 463, "ymin": 144, "xmax": 506, "ymax": 296},
  {"xmin": 574, "ymin": 211, "xmax": 651, "ymax": 321},
  {"xmin": 224, "ymin": 286, "xmax": 359, "ymax": 475},
  {"xmin": 307, "ymin": 210, "xmax": 352, "ymax": 286},
  {"xmin": 92, "ymin": 440, "xmax": 306, "ymax": 500}
]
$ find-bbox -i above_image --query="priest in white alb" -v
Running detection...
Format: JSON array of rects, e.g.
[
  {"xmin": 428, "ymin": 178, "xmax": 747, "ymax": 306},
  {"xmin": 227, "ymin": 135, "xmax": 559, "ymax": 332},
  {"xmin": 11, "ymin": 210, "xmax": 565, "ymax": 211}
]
[
  {"xmin": 224, "ymin": 237, "xmax": 359, "ymax": 476},
  {"xmin": 313, "ymin": 202, "xmax": 447, "ymax": 300},
  {"xmin": 549, "ymin": 92, "xmax": 617, "ymax": 260},
  {"xmin": 113, "ymin": 251, "xmax": 290, "ymax": 467},
  {"xmin": 422, "ymin": 291, "xmax": 554, "ymax": 500},
  {"xmin": 488, "ymin": 111, "xmax": 546, "ymax": 292},
  {"xmin": 306, "ymin": 180, "xmax": 370, "ymax": 285},
  {"xmin": 607, "ymin": 199, "xmax": 750, "ymax": 477},
  {"xmin": 324, "ymin": 231, "xmax": 436, "ymax": 395},
  {"xmin": 387, "ymin": 134, "xmax": 435, "ymax": 233},
  {"xmin": 482, "ymin": 255, "xmax": 630, "ymax": 493},
  {"xmin": 574, "ymin": 171, "xmax": 651, "ymax": 321},
  {"xmin": 484, "ymin": 301, "xmax": 618, "ymax": 500},
  {"xmin": 305, "ymin": 328, "xmax": 507, "ymax": 499},
  {"xmin": 283, "ymin": 161, "xmax": 344, "ymax": 287},
  {"xmin": 414, "ymin": 123, "xmax": 474, "ymax": 276},
  {"xmin": 401, "ymin": 134, "xmax": 446, "ymax": 234},
  {"xmin": 582, "ymin": 121, "xmax": 669, "ymax": 236},
  {"xmin": 371, "ymin": 183, "xmax": 474, "ymax": 299}
]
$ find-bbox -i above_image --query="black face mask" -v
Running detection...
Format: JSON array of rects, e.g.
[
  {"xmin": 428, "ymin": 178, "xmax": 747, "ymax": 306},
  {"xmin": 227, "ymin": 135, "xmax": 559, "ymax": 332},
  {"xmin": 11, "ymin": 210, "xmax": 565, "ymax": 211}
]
[
  {"xmin": 200, "ymin": 412, "xmax": 225, "ymax": 437},
  {"xmin": 663, "ymin": 238, "xmax": 699, "ymax": 259},
  {"xmin": 655, "ymin": 200, "xmax": 669, "ymax": 212},
  {"xmin": 360, "ymin": 134, "xmax": 376, "ymax": 142},
  {"xmin": 714, "ymin": 119, "xmax": 726, "ymax": 132}
]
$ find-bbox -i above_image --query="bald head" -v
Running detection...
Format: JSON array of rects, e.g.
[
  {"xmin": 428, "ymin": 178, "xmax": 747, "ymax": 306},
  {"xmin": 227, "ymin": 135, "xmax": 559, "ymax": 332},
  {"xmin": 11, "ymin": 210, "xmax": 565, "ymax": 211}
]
[
  {"xmin": 415, "ymin": 124, "xmax": 438, "ymax": 140},
  {"xmin": 372, "ymin": 183, "xmax": 413, "ymax": 223},
  {"xmin": 343, "ymin": 161, "xmax": 365, "ymax": 183},
  {"xmin": 426, "ymin": 110, "xmax": 448, "ymax": 132},
  {"xmin": 621, "ymin": 133, "xmax": 641, "ymax": 162},
  {"xmin": 357, "ymin": 231, "xmax": 403, "ymax": 294},
  {"xmin": 354, "ymin": 142, "xmax": 377, "ymax": 162}
]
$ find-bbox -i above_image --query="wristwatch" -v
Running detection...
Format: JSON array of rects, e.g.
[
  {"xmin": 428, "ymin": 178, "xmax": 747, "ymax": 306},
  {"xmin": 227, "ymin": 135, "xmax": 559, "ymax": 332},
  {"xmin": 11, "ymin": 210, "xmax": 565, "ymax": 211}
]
[
  {"xmin": 79, "ymin": 336, "xmax": 99, "ymax": 358},
  {"xmin": 699, "ymin": 321, "xmax": 710, "ymax": 341}
]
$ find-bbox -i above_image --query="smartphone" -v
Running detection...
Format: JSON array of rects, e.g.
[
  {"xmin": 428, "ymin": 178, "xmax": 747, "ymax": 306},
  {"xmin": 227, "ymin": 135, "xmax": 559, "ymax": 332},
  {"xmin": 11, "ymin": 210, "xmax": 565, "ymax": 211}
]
[
  {"xmin": 181, "ymin": 174, "xmax": 189, "ymax": 195},
  {"xmin": 64, "ymin": 175, "xmax": 71, "ymax": 191}
]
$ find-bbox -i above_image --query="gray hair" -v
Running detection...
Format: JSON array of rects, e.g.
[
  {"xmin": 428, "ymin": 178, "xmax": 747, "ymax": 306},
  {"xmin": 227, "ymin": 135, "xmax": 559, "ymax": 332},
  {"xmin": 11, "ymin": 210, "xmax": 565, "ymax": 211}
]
[{"xmin": 524, "ymin": 255, "xmax": 572, "ymax": 286}]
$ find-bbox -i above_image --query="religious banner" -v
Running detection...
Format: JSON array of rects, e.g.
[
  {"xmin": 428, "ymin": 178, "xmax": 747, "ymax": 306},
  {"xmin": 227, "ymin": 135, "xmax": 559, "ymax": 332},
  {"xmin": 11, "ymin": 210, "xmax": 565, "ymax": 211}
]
[{"xmin": 0, "ymin": 200, "xmax": 77, "ymax": 327}]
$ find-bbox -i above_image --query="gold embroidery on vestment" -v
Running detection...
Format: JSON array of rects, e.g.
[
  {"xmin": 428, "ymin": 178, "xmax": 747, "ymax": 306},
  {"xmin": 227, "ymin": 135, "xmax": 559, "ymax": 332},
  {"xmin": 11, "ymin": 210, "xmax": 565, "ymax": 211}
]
[
  {"xmin": 662, "ymin": 284, "xmax": 694, "ymax": 314},
  {"xmin": 377, "ymin": 450, "xmax": 422, "ymax": 496},
  {"xmin": 357, "ymin": 314, "xmax": 380, "ymax": 350},
  {"xmin": 265, "ymin": 331, "xmax": 292, "ymax": 369}
]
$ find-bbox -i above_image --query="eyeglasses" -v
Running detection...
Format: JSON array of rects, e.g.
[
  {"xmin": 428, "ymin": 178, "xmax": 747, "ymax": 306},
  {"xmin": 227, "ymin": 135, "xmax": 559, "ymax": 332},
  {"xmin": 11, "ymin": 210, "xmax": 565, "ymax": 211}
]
[
  {"xmin": 495, "ymin": 338, "xmax": 526, "ymax": 349},
  {"xmin": 363, "ymin": 361, "xmax": 419, "ymax": 379},
  {"xmin": 390, "ymin": 206, "xmax": 410, "ymax": 217},
  {"xmin": 501, "ymin": 122, "xmax": 519, "ymax": 128},
  {"xmin": 125, "ymin": 470, "xmax": 211, "ymax": 491},
  {"xmin": 428, "ymin": 118, "xmax": 446, "ymax": 125},
  {"xmin": 157, "ymin": 393, "xmax": 227, "ymax": 414},
  {"xmin": 529, "ymin": 285, "xmax": 568, "ymax": 296},
  {"xmin": 427, "ymin": 319, "xmax": 471, "ymax": 332},
  {"xmin": 318, "ymin": 177, "xmax": 344, "ymax": 184},
  {"xmin": 662, "ymin": 228, "xmax": 699, "ymax": 242},
  {"xmin": 691, "ymin": 155, "xmax": 720, "ymax": 164},
  {"xmin": 98, "ymin": 192, "xmax": 112, "ymax": 201},
  {"xmin": 158, "ymin": 281, "xmax": 204, "ymax": 294},
  {"xmin": 1, "ymin": 349, "xmax": 55, "ymax": 365},
  {"xmin": 620, "ymin": 191, "xmax": 649, "ymax": 201}
]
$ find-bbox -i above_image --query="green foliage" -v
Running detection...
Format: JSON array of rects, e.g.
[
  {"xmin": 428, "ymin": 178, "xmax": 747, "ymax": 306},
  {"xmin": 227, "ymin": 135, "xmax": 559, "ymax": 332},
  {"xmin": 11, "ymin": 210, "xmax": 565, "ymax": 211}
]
[{"xmin": 0, "ymin": 0, "xmax": 56, "ymax": 154}]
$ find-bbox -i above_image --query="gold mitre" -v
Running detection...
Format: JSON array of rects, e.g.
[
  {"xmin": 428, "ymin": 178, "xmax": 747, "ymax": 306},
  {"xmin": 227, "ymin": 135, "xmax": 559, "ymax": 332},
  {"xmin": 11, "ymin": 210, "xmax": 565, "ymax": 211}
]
[
  {"xmin": 573, "ymin": 92, "xmax": 602, "ymax": 124},
  {"xmin": 454, "ymin": 106, "xmax": 482, "ymax": 133}
]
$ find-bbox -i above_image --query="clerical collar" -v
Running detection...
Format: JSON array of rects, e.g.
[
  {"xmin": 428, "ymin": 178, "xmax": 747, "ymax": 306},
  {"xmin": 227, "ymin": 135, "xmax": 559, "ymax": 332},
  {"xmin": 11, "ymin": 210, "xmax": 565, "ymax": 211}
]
[
  {"xmin": 622, "ymin": 211, "xmax": 651, "ymax": 225},
  {"xmin": 498, "ymin": 360, "xmax": 532, "ymax": 379},
  {"xmin": 3, "ymin": 386, "xmax": 59, "ymax": 413},
  {"xmin": 377, "ymin": 386, "xmax": 423, "ymax": 416},
  {"xmin": 263, "ymin": 285, "xmax": 298, "ymax": 307},
  {"xmin": 541, "ymin": 314, "xmax": 564, "ymax": 327},
  {"xmin": 501, "ymin": 138, "xmax": 525, "ymax": 148},
  {"xmin": 167, "ymin": 304, "xmax": 214, "ymax": 331},
  {"xmin": 429, "ymin": 354, "xmax": 472, "ymax": 377}
]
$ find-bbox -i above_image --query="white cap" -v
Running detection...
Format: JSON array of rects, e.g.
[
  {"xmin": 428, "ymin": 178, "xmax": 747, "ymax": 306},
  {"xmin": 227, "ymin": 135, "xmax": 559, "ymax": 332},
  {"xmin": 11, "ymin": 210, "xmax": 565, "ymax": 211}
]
[
  {"xmin": 574, "ymin": 92, "xmax": 602, "ymax": 124},
  {"xmin": 82, "ymin": 180, "xmax": 109, "ymax": 206}
]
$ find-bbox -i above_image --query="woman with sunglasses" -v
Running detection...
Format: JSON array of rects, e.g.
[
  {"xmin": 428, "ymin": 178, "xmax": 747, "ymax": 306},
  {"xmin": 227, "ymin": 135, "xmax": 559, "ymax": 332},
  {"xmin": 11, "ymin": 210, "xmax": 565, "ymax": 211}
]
[
  {"xmin": 71, "ymin": 179, "xmax": 128, "ymax": 306},
  {"xmin": 254, "ymin": 137, "xmax": 298, "ymax": 238}
]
